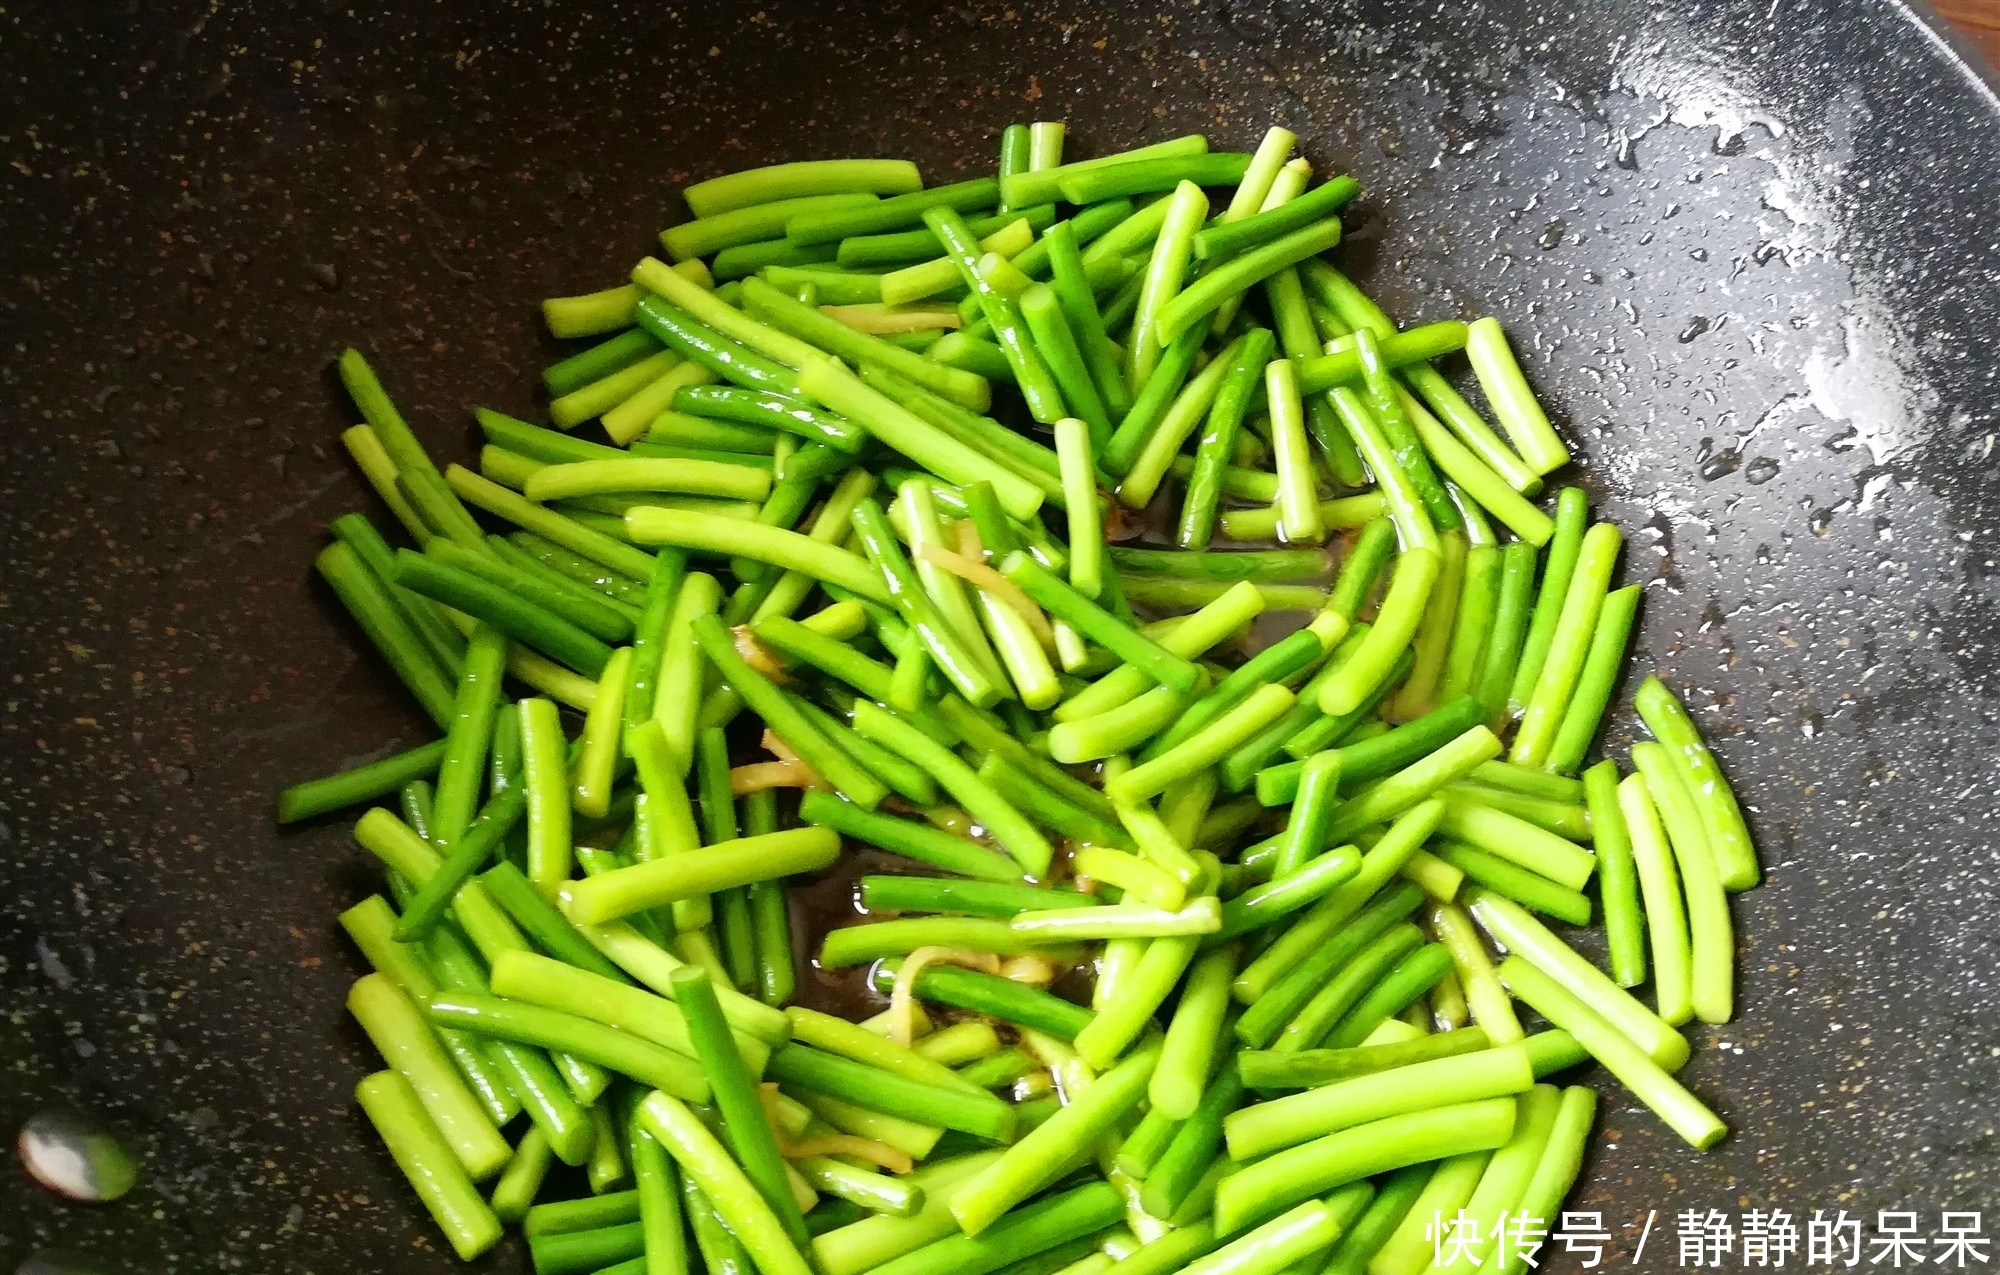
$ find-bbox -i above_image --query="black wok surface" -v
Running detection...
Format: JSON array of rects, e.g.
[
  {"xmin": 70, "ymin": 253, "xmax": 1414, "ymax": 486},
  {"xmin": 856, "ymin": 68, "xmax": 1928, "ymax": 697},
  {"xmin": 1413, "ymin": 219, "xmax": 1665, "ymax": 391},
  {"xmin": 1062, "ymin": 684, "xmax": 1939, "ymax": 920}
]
[{"xmin": 3, "ymin": 1, "xmax": 1998, "ymax": 1270}]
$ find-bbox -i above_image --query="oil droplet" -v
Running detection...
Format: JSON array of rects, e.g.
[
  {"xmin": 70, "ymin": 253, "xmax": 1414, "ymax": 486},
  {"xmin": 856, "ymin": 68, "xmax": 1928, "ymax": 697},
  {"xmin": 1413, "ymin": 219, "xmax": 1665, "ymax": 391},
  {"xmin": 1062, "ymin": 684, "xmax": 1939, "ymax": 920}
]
[
  {"xmin": 1744, "ymin": 457, "xmax": 1781, "ymax": 485},
  {"xmin": 1678, "ymin": 316, "xmax": 1712, "ymax": 343},
  {"xmin": 17, "ymin": 1110, "xmax": 138, "ymax": 1204},
  {"xmin": 1700, "ymin": 449, "xmax": 1742, "ymax": 481},
  {"xmin": 1536, "ymin": 219, "xmax": 1567, "ymax": 250}
]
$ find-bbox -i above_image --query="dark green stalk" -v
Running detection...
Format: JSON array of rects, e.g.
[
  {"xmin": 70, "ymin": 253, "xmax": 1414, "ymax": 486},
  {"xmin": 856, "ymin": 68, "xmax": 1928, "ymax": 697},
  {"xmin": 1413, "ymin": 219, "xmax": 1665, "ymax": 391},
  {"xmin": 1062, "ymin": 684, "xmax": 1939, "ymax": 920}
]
[
  {"xmin": 1219, "ymin": 839, "xmax": 1363, "ymax": 938},
  {"xmin": 1139, "ymin": 1064, "xmax": 1242, "ymax": 1219},
  {"xmin": 675, "ymin": 384, "xmax": 867, "ymax": 453},
  {"xmin": 508, "ymin": 531, "xmax": 651, "ymax": 606},
  {"xmin": 739, "ymin": 276, "xmax": 993, "ymax": 412},
  {"xmin": 1228, "ymin": 643, "xmax": 1407, "ymax": 793},
  {"xmin": 622, "ymin": 551, "xmax": 688, "ymax": 731},
  {"xmin": 632, "ymin": 294, "xmax": 794, "ymax": 394},
  {"xmin": 851, "ymin": 496, "xmax": 1004, "ymax": 708},
  {"xmin": 488, "ymin": 535, "xmax": 645, "ymax": 624},
  {"xmin": 393, "ymin": 788, "xmax": 527, "ymax": 942},
  {"xmin": 632, "ymin": 1127, "xmax": 688, "ymax": 1275},
  {"xmin": 1318, "ymin": 1163, "xmax": 1434, "ymax": 1275},
  {"xmin": 791, "ymin": 177, "xmax": 1002, "ymax": 245},
  {"xmin": 528, "ymin": 1222, "xmax": 647, "ymax": 1275},
  {"xmin": 1019, "ymin": 284, "xmax": 1113, "ymax": 449},
  {"xmin": 712, "ymin": 238, "xmax": 840, "ymax": 280},
  {"xmin": 1353, "ymin": 328, "xmax": 1460, "ymax": 531},
  {"xmin": 1145, "ymin": 629, "xmax": 1325, "ymax": 768},
  {"xmin": 1193, "ymin": 176, "xmax": 1360, "ymax": 259},
  {"xmin": 669, "ymin": 966, "xmax": 808, "ymax": 1245},
  {"xmin": 1263, "ymin": 267, "xmax": 1364, "ymax": 487},
  {"xmin": 1000, "ymin": 552, "xmax": 1200, "ymax": 692},
  {"xmin": 338, "ymin": 347, "xmax": 484, "ymax": 538},
  {"xmin": 859, "ymin": 876, "xmax": 1093, "ymax": 918},
  {"xmin": 868, "ymin": 960, "xmax": 1094, "ymax": 1040},
  {"xmin": 1043, "ymin": 219, "xmax": 1128, "ymax": 419},
  {"xmin": 1431, "ymin": 843, "xmax": 1592, "ymax": 926},
  {"xmin": 1117, "ymin": 1106, "xmax": 1185, "ymax": 1179},
  {"xmin": 1323, "ymin": 942, "xmax": 1455, "ymax": 1048},
  {"xmin": 1438, "ymin": 542, "xmax": 1502, "ymax": 706},
  {"xmin": 1000, "ymin": 135, "xmax": 1209, "ymax": 208},
  {"xmin": 523, "ymin": 1191, "xmax": 643, "ymax": 1238},
  {"xmin": 691, "ymin": 614, "xmax": 890, "ymax": 810},
  {"xmin": 1233, "ymin": 882, "xmax": 1425, "ymax": 1050},
  {"xmin": 1056, "ymin": 152, "xmax": 1254, "ymax": 204},
  {"xmin": 957, "ymin": 1048, "xmax": 1038, "ymax": 1091},
  {"xmin": 871, "ymin": 1181, "xmax": 1123, "ymax": 1275},
  {"xmin": 975, "ymin": 753, "xmax": 1131, "ymax": 849},
  {"xmin": 752, "ymin": 614, "xmax": 895, "ymax": 701},
  {"xmin": 1327, "ymin": 517, "xmax": 1398, "ymax": 623},
  {"xmin": 683, "ymin": 1171, "xmax": 755, "ymax": 1275},
  {"xmin": 1260, "ymin": 696, "xmax": 1487, "ymax": 804},
  {"xmin": 423, "ymin": 928, "xmax": 595, "ymax": 1166},
  {"xmin": 1239, "ymin": 1027, "xmax": 1493, "ymax": 1090},
  {"xmin": 1293, "ymin": 323, "xmax": 1470, "ymax": 395},
  {"xmin": 277, "ymin": 740, "xmax": 447, "ymax": 824},
  {"xmin": 315, "ymin": 542, "xmax": 459, "ymax": 729},
  {"xmin": 767, "ymin": 1045, "xmax": 1017, "ymax": 1142},
  {"xmin": 924, "ymin": 207, "xmax": 1066, "ymax": 423},
  {"xmin": 1102, "ymin": 322, "xmax": 1205, "ymax": 477},
  {"xmin": 738, "ymin": 789, "xmax": 795, "ymax": 1008},
  {"xmin": 797, "ymin": 790, "xmax": 1022, "ymax": 882},
  {"xmin": 478, "ymin": 861, "xmax": 631, "ymax": 984},
  {"xmin": 434, "ymin": 535, "xmax": 636, "ymax": 643},
  {"xmin": 1274, "ymin": 923, "xmax": 1426, "ymax": 1052},
  {"xmin": 1154, "ymin": 216, "xmax": 1345, "ymax": 344},
  {"xmin": 935, "ymin": 696, "xmax": 1119, "ymax": 824},
  {"xmin": 1296, "ymin": 260, "xmax": 1393, "ymax": 338},
  {"xmin": 1632, "ymin": 675, "xmax": 1760, "ymax": 891},
  {"xmin": 839, "ymin": 209, "xmax": 1056, "ymax": 269},
  {"xmin": 1213, "ymin": 1098, "xmax": 1517, "ymax": 1236},
  {"xmin": 996, "ymin": 124, "xmax": 1033, "ymax": 209},
  {"xmin": 1476, "ymin": 541, "xmax": 1539, "ymax": 728},
  {"xmin": 1507, "ymin": 487, "xmax": 1588, "ymax": 715},
  {"xmin": 394, "ymin": 548, "xmax": 614, "ymax": 677},
  {"xmin": 1180, "ymin": 328, "xmax": 1277, "ymax": 550},
  {"xmin": 545, "ymin": 329, "xmax": 663, "ymax": 398},
  {"xmin": 328, "ymin": 512, "xmax": 468, "ymax": 677}
]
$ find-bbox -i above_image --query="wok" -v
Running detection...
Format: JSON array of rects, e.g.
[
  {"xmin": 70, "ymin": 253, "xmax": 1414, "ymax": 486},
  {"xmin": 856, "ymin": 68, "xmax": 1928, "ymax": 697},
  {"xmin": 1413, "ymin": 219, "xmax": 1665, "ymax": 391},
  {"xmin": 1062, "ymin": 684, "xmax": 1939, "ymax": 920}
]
[{"xmin": 3, "ymin": 0, "xmax": 1998, "ymax": 1269}]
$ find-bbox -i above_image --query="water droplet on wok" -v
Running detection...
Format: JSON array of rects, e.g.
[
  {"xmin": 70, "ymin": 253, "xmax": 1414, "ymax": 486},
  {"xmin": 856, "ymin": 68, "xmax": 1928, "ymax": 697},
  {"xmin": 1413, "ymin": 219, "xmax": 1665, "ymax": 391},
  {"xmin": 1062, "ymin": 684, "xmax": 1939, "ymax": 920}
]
[{"xmin": 1699, "ymin": 450, "xmax": 1742, "ymax": 481}]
